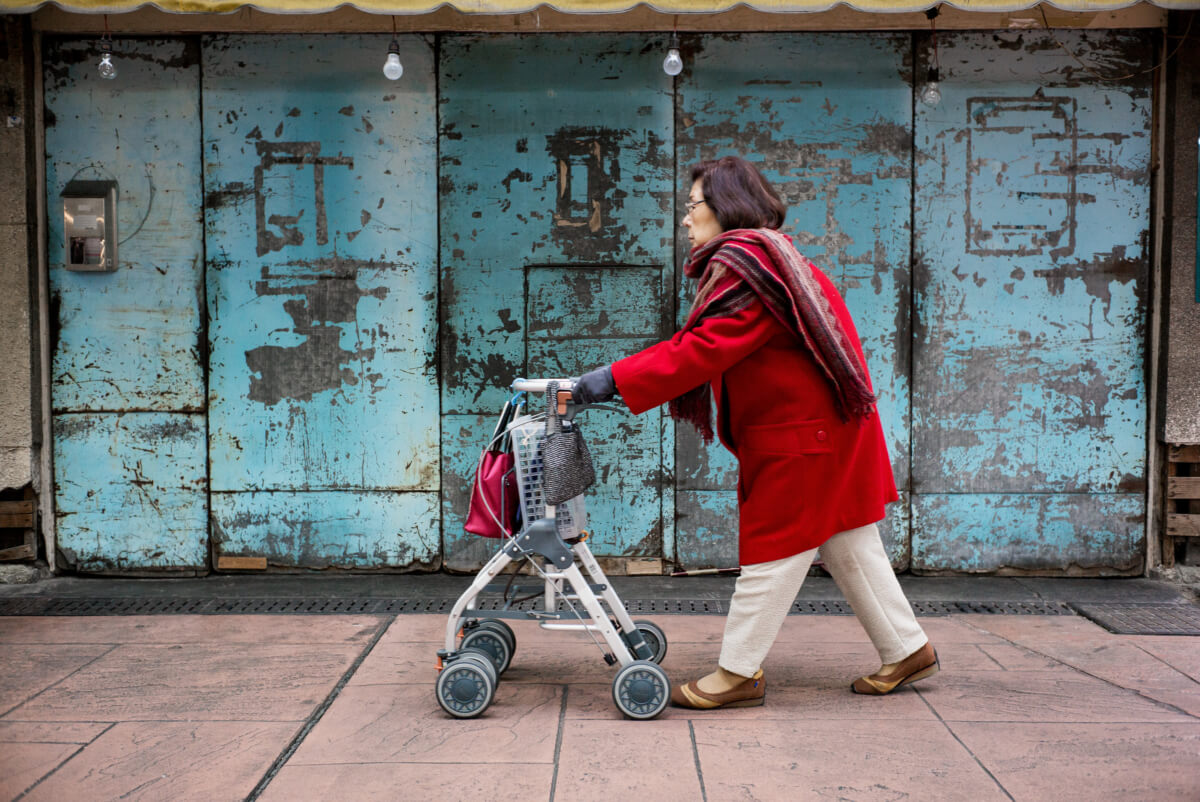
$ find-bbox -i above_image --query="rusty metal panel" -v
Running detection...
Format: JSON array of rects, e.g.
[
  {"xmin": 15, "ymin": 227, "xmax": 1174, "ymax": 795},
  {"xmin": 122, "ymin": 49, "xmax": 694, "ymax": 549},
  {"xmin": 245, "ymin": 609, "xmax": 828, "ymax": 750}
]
[
  {"xmin": 44, "ymin": 38, "xmax": 204, "ymax": 411},
  {"xmin": 203, "ymin": 35, "xmax": 439, "ymax": 567},
  {"xmin": 675, "ymin": 33, "xmax": 913, "ymax": 567},
  {"xmin": 439, "ymin": 34, "xmax": 675, "ymax": 559},
  {"xmin": 912, "ymin": 494, "xmax": 1144, "ymax": 575},
  {"xmin": 211, "ymin": 490, "xmax": 439, "ymax": 569},
  {"xmin": 912, "ymin": 31, "xmax": 1151, "ymax": 572},
  {"xmin": 676, "ymin": 490, "xmax": 739, "ymax": 570},
  {"xmin": 44, "ymin": 39, "xmax": 208, "ymax": 573},
  {"xmin": 53, "ymin": 413, "xmax": 207, "ymax": 573}
]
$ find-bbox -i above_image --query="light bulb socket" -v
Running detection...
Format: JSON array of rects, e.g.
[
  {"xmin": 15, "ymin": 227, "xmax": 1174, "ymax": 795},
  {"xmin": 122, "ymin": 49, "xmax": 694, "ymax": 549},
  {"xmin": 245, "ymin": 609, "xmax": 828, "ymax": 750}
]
[
  {"xmin": 99, "ymin": 32, "xmax": 113, "ymax": 56},
  {"xmin": 926, "ymin": 66, "xmax": 939, "ymax": 83},
  {"xmin": 387, "ymin": 39, "xmax": 400, "ymax": 56},
  {"xmin": 668, "ymin": 31, "xmax": 680, "ymax": 50}
]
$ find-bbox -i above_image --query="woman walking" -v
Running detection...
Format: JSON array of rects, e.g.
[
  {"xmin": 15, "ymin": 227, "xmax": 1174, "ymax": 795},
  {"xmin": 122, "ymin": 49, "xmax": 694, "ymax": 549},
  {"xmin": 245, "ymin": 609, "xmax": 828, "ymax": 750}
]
[{"xmin": 572, "ymin": 156, "xmax": 937, "ymax": 709}]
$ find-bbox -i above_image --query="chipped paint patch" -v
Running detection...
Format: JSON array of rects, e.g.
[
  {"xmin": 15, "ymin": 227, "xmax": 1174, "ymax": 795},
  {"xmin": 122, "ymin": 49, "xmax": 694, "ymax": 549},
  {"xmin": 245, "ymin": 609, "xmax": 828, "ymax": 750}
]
[
  {"xmin": 912, "ymin": 30, "xmax": 1150, "ymax": 572},
  {"xmin": 203, "ymin": 35, "xmax": 439, "ymax": 566},
  {"xmin": 54, "ymin": 413, "xmax": 207, "ymax": 573}
]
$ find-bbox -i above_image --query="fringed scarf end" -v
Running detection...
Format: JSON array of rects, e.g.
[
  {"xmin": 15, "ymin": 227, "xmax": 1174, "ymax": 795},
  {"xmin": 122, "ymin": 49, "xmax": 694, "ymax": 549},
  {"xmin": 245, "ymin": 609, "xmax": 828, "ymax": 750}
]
[{"xmin": 668, "ymin": 386, "xmax": 716, "ymax": 445}]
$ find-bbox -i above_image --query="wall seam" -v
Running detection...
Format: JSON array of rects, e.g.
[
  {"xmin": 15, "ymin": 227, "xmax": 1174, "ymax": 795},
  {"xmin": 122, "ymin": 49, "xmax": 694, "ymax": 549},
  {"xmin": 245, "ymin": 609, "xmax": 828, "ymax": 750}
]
[
  {"xmin": 32, "ymin": 30, "xmax": 55, "ymax": 572},
  {"xmin": 197, "ymin": 33, "xmax": 213, "ymax": 575}
]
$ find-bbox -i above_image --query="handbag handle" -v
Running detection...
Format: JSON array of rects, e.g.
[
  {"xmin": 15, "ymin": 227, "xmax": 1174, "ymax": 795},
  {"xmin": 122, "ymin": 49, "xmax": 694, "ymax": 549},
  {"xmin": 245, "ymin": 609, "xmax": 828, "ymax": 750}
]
[
  {"xmin": 545, "ymin": 381, "xmax": 562, "ymax": 435},
  {"xmin": 487, "ymin": 400, "xmax": 517, "ymax": 454}
]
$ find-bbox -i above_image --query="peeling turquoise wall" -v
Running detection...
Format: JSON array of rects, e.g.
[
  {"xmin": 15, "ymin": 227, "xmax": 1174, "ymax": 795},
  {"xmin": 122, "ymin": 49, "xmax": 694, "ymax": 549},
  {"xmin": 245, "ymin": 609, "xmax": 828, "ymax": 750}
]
[{"xmin": 43, "ymin": 30, "xmax": 1152, "ymax": 574}]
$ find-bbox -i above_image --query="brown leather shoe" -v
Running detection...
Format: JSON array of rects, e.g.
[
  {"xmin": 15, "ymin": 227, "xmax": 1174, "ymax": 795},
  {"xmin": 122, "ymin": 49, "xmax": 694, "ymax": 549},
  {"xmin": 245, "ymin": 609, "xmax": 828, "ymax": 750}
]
[
  {"xmin": 851, "ymin": 642, "xmax": 939, "ymax": 695},
  {"xmin": 670, "ymin": 669, "xmax": 766, "ymax": 709}
]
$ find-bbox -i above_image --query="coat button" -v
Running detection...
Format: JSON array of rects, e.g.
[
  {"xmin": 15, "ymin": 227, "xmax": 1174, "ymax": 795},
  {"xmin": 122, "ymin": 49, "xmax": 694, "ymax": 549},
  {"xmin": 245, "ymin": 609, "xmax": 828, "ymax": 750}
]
[{"xmin": 816, "ymin": 430, "xmax": 828, "ymax": 442}]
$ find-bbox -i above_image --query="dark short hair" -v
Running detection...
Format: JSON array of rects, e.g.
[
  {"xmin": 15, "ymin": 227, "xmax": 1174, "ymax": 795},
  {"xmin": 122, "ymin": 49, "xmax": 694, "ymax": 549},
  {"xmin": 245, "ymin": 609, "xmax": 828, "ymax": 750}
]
[{"xmin": 690, "ymin": 157, "xmax": 786, "ymax": 231}]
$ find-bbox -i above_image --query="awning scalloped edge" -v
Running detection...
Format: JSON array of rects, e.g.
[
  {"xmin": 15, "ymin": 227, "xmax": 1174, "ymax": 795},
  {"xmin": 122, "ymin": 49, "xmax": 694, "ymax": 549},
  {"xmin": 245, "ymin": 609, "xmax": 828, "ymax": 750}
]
[{"xmin": 7, "ymin": 0, "xmax": 1200, "ymax": 16}]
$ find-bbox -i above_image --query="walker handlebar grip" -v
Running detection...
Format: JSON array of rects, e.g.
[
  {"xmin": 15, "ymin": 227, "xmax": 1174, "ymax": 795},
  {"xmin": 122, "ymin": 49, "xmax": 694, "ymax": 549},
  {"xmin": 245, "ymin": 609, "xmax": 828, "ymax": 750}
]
[{"xmin": 510, "ymin": 378, "xmax": 576, "ymax": 393}]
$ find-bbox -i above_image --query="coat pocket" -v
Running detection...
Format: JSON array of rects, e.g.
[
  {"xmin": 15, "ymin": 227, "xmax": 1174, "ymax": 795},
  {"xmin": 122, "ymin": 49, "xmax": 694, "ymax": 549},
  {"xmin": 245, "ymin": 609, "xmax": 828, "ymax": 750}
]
[{"xmin": 738, "ymin": 420, "xmax": 834, "ymax": 456}]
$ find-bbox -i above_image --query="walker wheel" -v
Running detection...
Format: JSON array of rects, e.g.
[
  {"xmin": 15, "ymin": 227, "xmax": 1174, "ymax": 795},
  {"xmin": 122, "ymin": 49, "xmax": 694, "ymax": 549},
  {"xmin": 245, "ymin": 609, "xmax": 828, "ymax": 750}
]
[
  {"xmin": 612, "ymin": 660, "xmax": 670, "ymax": 720},
  {"xmin": 436, "ymin": 659, "xmax": 495, "ymax": 719},
  {"xmin": 461, "ymin": 628, "xmax": 513, "ymax": 676},
  {"xmin": 477, "ymin": 619, "xmax": 516, "ymax": 655},
  {"xmin": 456, "ymin": 647, "xmax": 500, "ymax": 686},
  {"xmin": 623, "ymin": 620, "xmax": 668, "ymax": 664}
]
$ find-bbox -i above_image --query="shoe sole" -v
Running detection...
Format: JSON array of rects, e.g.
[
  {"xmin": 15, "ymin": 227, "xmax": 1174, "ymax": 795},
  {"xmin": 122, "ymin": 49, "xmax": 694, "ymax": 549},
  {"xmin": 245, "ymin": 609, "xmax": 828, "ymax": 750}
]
[
  {"xmin": 673, "ymin": 685, "xmax": 767, "ymax": 710},
  {"xmin": 851, "ymin": 656, "xmax": 940, "ymax": 696},
  {"xmin": 672, "ymin": 695, "xmax": 766, "ymax": 710}
]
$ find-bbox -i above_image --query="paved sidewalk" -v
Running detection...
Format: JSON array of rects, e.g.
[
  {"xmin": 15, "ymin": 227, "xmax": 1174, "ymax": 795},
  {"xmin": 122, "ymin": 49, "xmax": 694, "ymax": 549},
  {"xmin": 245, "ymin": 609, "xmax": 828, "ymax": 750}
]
[{"xmin": 2, "ymin": 608, "xmax": 1199, "ymax": 801}]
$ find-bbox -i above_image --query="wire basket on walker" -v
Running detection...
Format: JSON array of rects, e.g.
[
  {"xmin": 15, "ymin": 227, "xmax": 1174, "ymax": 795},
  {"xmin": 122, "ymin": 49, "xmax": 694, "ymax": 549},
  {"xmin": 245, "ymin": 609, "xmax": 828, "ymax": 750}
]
[{"xmin": 435, "ymin": 378, "xmax": 671, "ymax": 720}]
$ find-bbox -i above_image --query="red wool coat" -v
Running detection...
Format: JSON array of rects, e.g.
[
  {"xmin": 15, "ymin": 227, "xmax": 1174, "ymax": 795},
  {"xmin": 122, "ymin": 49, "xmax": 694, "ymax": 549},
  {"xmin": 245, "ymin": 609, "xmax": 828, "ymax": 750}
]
[{"xmin": 611, "ymin": 246, "xmax": 898, "ymax": 566}]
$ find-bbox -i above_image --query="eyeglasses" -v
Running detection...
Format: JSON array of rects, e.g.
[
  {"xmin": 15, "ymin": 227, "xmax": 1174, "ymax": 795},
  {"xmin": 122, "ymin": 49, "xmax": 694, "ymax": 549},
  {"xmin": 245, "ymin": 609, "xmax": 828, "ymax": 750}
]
[{"xmin": 684, "ymin": 199, "xmax": 707, "ymax": 214}]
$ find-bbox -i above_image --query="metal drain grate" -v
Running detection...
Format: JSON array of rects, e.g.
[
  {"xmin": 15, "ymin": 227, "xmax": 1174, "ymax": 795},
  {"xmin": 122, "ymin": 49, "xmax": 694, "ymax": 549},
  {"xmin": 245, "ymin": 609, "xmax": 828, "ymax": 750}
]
[
  {"xmin": 0, "ymin": 596, "xmax": 1076, "ymax": 617},
  {"xmin": 910, "ymin": 600, "xmax": 1074, "ymax": 616},
  {"xmin": 1071, "ymin": 603, "xmax": 1200, "ymax": 635}
]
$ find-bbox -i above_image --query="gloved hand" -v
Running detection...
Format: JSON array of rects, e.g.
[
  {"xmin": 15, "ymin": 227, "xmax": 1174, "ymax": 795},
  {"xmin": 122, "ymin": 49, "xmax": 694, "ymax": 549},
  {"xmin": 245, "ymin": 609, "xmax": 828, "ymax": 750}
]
[{"xmin": 573, "ymin": 366, "xmax": 617, "ymax": 405}]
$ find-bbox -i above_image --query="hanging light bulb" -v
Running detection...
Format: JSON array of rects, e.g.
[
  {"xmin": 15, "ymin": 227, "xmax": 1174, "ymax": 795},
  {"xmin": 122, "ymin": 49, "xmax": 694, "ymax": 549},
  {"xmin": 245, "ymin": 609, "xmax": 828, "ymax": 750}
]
[
  {"xmin": 919, "ymin": 7, "xmax": 941, "ymax": 107},
  {"xmin": 383, "ymin": 39, "xmax": 403, "ymax": 81},
  {"xmin": 663, "ymin": 32, "xmax": 683, "ymax": 77},
  {"xmin": 919, "ymin": 67, "xmax": 941, "ymax": 107},
  {"xmin": 98, "ymin": 32, "xmax": 117, "ymax": 81}
]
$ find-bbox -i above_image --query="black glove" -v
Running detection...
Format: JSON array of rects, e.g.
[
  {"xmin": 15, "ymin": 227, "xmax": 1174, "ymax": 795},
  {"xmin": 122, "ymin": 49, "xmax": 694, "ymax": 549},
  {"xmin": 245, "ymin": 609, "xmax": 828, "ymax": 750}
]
[{"xmin": 573, "ymin": 366, "xmax": 617, "ymax": 405}]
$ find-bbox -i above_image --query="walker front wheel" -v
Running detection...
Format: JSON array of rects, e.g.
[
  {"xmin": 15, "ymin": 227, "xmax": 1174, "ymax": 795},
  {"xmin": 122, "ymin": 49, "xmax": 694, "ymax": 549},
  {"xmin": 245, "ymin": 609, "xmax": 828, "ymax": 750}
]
[
  {"xmin": 436, "ymin": 660, "xmax": 495, "ymax": 719},
  {"xmin": 612, "ymin": 660, "xmax": 670, "ymax": 720}
]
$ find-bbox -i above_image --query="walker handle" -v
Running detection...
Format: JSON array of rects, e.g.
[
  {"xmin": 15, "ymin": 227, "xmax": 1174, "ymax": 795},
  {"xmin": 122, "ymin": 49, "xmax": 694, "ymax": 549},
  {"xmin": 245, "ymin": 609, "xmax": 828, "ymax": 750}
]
[{"xmin": 510, "ymin": 378, "xmax": 576, "ymax": 393}]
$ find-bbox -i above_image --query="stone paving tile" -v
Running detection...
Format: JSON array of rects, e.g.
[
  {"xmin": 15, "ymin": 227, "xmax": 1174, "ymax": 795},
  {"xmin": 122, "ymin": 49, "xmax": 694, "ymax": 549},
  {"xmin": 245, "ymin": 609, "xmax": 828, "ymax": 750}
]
[
  {"xmin": 288, "ymin": 683, "xmax": 561, "ymax": 765},
  {"xmin": 976, "ymin": 642, "xmax": 1063, "ymax": 670},
  {"xmin": 916, "ymin": 616, "xmax": 1013, "ymax": 644},
  {"xmin": 956, "ymin": 613, "xmax": 1113, "ymax": 644},
  {"xmin": 0, "ymin": 741, "xmax": 85, "ymax": 799},
  {"xmin": 948, "ymin": 722, "xmax": 1200, "ymax": 801},
  {"xmin": 373, "ymin": 615, "xmax": 452, "ymax": 645},
  {"xmin": 0, "ymin": 614, "xmax": 387, "ymax": 645},
  {"xmin": 17, "ymin": 721, "xmax": 296, "ymax": 802},
  {"xmin": 345, "ymin": 641, "xmax": 437, "ymax": 686},
  {"xmin": 11, "ymin": 643, "xmax": 362, "ymax": 722},
  {"xmin": 998, "ymin": 640, "xmax": 1200, "ymax": 717},
  {"xmin": 692, "ymin": 719, "xmax": 1008, "ymax": 801},
  {"xmin": 0, "ymin": 721, "xmax": 110, "ymax": 743},
  {"xmin": 553, "ymin": 719, "xmax": 703, "ymax": 802},
  {"xmin": 259, "ymin": 762, "xmax": 555, "ymax": 801},
  {"xmin": 917, "ymin": 670, "xmax": 1194, "ymax": 723},
  {"xmin": 0, "ymin": 644, "xmax": 112, "ymax": 714},
  {"xmin": 1126, "ymin": 635, "xmax": 1200, "ymax": 684}
]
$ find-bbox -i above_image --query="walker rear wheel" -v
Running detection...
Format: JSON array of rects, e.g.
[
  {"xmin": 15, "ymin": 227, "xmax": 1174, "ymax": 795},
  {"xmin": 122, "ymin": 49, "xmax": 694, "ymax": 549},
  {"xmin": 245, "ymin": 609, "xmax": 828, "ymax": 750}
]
[
  {"xmin": 612, "ymin": 660, "xmax": 670, "ymax": 720},
  {"xmin": 436, "ymin": 659, "xmax": 495, "ymax": 719},
  {"xmin": 624, "ymin": 620, "xmax": 668, "ymax": 664},
  {"xmin": 457, "ymin": 647, "xmax": 500, "ymax": 686},
  {"xmin": 460, "ymin": 628, "xmax": 513, "ymax": 676},
  {"xmin": 477, "ymin": 619, "xmax": 516, "ymax": 654}
]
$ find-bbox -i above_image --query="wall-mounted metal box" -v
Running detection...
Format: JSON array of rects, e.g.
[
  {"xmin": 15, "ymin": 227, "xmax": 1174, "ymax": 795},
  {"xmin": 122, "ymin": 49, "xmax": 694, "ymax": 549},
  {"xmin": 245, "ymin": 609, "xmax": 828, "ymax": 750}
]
[{"xmin": 62, "ymin": 180, "xmax": 118, "ymax": 272}]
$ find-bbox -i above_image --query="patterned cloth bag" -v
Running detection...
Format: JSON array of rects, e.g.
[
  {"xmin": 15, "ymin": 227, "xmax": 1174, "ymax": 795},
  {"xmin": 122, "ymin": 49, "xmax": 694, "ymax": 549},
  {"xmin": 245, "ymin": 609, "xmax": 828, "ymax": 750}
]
[{"xmin": 541, "ymin": 381, "xmax": 595, "ymax": 506}]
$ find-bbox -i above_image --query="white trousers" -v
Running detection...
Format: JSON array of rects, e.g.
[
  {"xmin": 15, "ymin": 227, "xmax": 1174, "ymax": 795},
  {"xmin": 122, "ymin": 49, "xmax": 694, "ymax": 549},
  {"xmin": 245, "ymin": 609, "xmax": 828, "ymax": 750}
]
[{"xmin": 718, "ymin": 523, "xmax": 928, "ymax": 677}]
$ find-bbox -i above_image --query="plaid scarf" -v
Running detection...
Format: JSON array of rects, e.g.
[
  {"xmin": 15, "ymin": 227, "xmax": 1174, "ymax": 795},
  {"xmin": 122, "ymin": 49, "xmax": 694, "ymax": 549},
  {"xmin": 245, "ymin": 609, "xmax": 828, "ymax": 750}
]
[{"xmin": 669, "ymin": 228, "xmax": 877, "ymax": 443}]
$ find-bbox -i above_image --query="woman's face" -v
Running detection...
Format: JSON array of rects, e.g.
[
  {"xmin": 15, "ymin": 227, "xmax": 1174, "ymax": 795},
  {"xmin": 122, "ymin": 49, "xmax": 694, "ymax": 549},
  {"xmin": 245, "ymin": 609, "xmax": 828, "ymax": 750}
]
[{"xmin": 683, "ymin": 178, "xmax": 723, "ymax": 250}]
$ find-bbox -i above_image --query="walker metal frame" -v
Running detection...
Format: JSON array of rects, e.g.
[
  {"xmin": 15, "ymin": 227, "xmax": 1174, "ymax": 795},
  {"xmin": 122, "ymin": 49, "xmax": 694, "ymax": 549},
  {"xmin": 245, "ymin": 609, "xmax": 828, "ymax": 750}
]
[{"xmin": 435, "ymin": 378, "xmax": 671, "ymax": 720}]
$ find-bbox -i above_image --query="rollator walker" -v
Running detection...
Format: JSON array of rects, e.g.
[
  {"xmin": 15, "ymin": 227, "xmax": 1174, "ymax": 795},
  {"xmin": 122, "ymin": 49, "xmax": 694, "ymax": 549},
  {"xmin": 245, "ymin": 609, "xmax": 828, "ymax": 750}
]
[{"xmin": 435, "ymin": 378, "xmax": 671, "ymax": 720}]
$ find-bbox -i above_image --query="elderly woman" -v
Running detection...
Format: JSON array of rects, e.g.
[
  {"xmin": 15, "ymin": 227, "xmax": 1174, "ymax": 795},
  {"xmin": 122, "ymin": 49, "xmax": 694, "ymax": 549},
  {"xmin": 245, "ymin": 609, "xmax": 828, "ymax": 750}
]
[{"xmin": 573, "ymin": 156, "xmax": 937, "ymax": 710}]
